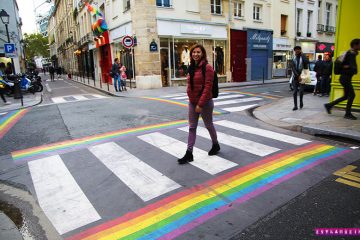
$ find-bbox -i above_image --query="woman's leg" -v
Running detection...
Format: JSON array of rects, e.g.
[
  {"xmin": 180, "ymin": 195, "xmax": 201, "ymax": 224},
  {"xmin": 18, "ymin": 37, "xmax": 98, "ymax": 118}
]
[
  {"xmin": 187, "ymin": 103, "xmax": 200, "ymax": 152},
  {"xmin": 200, "ymin": 100, "xmax": 218, "ymax": 144}
]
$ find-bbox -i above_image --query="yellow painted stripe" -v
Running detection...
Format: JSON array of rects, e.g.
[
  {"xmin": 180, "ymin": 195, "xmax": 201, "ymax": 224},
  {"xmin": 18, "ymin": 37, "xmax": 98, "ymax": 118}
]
[
  {"xmin": 348, "ymin": 171, "xmax": 360, "ymax": 178},
  {"xmin": 86, "ymin": 145, "xmax": 331, "ymax": 239},
  {"xmin": 340, "ymin": 174, "xmax": 360, "ymax": 183},
  {"xmin": 333, "ymin": 165, "xmax": 358, "ymax": 177},
  {"xmin": 335, "ymin": 178, "xmax": 360, "ymax": 189}
]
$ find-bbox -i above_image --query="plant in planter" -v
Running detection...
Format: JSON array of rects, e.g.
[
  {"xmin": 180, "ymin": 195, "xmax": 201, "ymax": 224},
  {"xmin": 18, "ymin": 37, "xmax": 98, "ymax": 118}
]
[
  {"xmin": 307, "ymin": 32, "xmax": 311, "ymax": 37},
  {"xmin": 297, "ymin": 32, "xmax": 301, "ymax": 37}
]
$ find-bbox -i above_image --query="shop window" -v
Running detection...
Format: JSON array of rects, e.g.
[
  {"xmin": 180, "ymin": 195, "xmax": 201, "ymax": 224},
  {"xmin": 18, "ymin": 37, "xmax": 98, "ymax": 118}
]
[
  {"xmin": 156, "ymin": 0, "xmax": 172, "ymax": 7},
  {"xmin": 253, "ymin": 4, "xmax": 262, "ymax": 21},
  {"xmin": 211, "ymin": 0, "xmax": 222, "ymax": 15},
  {"xmin": 214, "ymin": 43, "xmax": 226, "ymax": 75},
  {"xmin": 234, "ymin": 1, "xmax": 244, "ymax": 18}
]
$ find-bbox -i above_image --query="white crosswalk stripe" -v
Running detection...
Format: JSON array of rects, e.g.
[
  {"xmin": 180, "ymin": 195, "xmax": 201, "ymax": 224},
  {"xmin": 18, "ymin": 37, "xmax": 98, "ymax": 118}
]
[
  {"xmin": 138, "ymin": 132, "xmax": 238, "ymax": 174},
  {"xmin": 214, "ymin": 97, "xmax": 262, "ymax": 106},
  {"xmin": 0, "ymin": 112, "xmax": 8, "ymax": 116},
  {"xmin": 89, "ymin": 142, "xmax": 180, "ymax": 202},
  {"xmin": 28, "ymin": 155, "xmax": 101, "ymax": 234},
  {"xmin": 215, "ymin": 120, "xmax": 311, "ymax": 145},
  {"xmin": 162, "ymin": 93, "xmax": 187, "ymax": 98},
  {"xmin": 51, "ymin": 94, "xmax": 107, "ymax": 104},
  {"xmin": 221, "ymin": 104, "xmax": 258, "ymax": 112},
  {"xmin": 179, "ymin": 126, "xmax": 280, "ymax": 156}
]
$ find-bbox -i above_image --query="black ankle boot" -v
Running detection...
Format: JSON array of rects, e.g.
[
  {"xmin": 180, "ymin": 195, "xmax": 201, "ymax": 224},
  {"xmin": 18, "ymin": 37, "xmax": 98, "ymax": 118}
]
[
  {"xmin": 208, "ymin": 143, "xmax": 220, "ymax": 156},
  {"xmin": 178, "ymin": 150, "xmax": 193, "ymax": 164}
]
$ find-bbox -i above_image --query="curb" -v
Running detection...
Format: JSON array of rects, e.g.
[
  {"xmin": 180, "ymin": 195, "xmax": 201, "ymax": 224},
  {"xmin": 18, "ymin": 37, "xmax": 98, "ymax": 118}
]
[
  {"xmin": 0, "ymin": 94, "xmax": 43, "ymax": 114},
  {"xmin": 253, "ymin": 102, "xmax": 360, "ymax": 143},
  {"xmin": 0, "ymin": 212, "xmax": 23, "ymax": 240}
]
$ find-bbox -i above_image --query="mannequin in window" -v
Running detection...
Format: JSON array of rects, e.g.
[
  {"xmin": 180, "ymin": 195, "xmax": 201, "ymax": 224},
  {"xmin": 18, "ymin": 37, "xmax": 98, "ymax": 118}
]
[
  {"xmin": 215, "ymin": 47, "xmax": 224, "ymax": 74},
  {"xmin": 181, "ymin": 47, "xmax": 190, "ymax": 66}
]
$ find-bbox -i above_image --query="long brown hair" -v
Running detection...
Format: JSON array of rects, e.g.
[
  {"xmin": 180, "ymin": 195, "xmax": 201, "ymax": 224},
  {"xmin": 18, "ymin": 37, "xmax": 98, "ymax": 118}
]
[{"xmin": 188, "ymin": 44, "xmax": 208, "ymax": 90}]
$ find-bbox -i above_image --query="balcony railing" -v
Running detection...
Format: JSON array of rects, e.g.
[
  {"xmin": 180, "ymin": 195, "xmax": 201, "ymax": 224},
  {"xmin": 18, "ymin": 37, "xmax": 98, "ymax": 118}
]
[
  {"xmin": 325, "ymin": 25, "xmax": 335, "ymax": 33},
  {"xmin": 317, "ymin": 24, "xmax": 324, "ymax": 32}
]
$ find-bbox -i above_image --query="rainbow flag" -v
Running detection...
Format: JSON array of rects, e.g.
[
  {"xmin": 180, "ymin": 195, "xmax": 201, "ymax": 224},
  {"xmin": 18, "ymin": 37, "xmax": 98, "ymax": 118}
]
[{"xmin": 84, "ymin": 2, "xmax": 103, "ymax": 17}]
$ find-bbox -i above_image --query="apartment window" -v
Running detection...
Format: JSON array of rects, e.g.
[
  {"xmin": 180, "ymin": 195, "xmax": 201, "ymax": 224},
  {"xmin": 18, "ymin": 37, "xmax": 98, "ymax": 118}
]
[
  {"xmin": 281, "ymin": 14, "xmax": 287, "ymax": 36},
  {"xmin": 211, "ymin": 0, "xmax": 222, "ymax": 15},
  {"xmin": 234, "ymin": 1, "xmax": 244, "ymax": 18},
  {"xmin": 123, "ymin": 0, "xmax": 130, "ymax": 11},
  {"xmin": 297, "ymin": 8, "xmax": 302, "ymax": 34},
  {"xmin": 156, "ymin": 0, "xmax": 171, "ymax": 7},
  {"xmin": 326, "ymin": 3, "xmax": 331, "ymax": 26},
  {"xmin": 307, "ymin": 10, "xmax": 313, "ymax": 35},
  {"xmin": 253, "ymin": 4, "xmax": 262, "ymax": 21}
]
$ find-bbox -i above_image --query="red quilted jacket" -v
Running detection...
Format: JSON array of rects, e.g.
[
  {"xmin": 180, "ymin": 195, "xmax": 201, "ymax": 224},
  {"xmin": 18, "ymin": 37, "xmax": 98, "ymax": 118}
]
[{"xmin": 186, "ymin": 60, "xmax": 214, "ymax": 107}]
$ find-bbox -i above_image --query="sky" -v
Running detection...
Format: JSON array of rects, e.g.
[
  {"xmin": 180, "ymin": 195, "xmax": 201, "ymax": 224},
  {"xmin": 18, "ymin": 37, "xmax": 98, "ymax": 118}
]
[{"xmin": 17, "ymin": 0, "xmax": 52, "ymax": 34}]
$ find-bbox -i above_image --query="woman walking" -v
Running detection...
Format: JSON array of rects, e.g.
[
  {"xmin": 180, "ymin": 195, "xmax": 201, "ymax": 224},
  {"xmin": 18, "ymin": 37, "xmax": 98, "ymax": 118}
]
[{"xmin": 178, "ymin": 44, "xmax": 220, "ymax": 165}]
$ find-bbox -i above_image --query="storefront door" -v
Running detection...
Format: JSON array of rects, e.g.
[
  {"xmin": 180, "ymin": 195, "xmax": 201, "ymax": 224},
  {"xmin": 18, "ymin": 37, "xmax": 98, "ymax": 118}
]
[
  {"xmin": 251, "ymin": 50, "xmax": 267, "ymax": 80},
  {"xmin": 100, "ymin": 44, "xmax": 112, "ymax": 83},
  {"xmin": 230, "ymin": 30, "xmax": 247, "ymax": 82}
]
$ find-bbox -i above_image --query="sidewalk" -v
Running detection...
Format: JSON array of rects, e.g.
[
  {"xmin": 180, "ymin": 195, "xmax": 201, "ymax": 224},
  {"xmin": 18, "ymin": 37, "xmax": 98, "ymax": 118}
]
[
  {"xmin": 0, "ymin": 92, "xmax": 42, "ymax": 113},
  {"xmin": 253, "ymin": 94, "xmax": 360, "ymax": 142}
]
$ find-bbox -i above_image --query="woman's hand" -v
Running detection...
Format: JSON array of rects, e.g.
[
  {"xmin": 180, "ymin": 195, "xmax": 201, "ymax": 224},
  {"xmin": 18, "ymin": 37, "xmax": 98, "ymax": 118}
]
[{"xmin": 195, "ymin": 105, "xmax": 202, "ymax": 113}]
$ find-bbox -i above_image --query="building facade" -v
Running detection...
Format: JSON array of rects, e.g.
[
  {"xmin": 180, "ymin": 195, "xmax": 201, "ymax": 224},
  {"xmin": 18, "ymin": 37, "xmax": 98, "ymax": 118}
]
[
  {"xmin": 50, "ymin": 0, "xmax": 337, "ymax": 89},
  {"xmin": 0, "ymin": 0, "xmax": 25, "ymax": 73}
]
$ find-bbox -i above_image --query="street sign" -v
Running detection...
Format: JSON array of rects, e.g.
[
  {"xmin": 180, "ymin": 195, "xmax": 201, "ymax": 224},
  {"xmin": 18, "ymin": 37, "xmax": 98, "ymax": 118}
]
[
  {"xmin": 4, "ymin": 43, "xmax": 17, "ymax": 57},
  {"xmin": 122, "ymin": 36, "xmax": 134, "ymax": 48}
]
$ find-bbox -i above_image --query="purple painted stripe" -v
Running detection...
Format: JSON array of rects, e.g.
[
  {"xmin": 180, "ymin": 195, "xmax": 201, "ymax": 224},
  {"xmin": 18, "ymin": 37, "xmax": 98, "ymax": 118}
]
[{"xmin": 159, "ymin": 149, "xmax": 350, "ymax": 240}]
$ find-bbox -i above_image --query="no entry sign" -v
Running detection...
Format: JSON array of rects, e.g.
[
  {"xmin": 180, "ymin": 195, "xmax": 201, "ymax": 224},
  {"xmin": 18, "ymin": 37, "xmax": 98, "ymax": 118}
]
[{"xmin": 122, "ymin": 36, "xmax": 134, "ymax": 48}]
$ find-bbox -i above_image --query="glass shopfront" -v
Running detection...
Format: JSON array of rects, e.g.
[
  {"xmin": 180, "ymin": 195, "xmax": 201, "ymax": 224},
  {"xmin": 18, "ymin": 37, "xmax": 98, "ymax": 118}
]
[
  {"xmin": 112, "ymin": 42, "xmax": 134, "ymax": 79},
  {"xmin": 160, "ymin": 38, "xmax": 226, "ymax": 86}
]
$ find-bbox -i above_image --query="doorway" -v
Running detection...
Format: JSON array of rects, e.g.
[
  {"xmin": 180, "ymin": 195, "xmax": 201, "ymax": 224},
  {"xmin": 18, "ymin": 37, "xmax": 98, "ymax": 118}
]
[{"xmin": 230, "ymin": 30, "xmax": 247, "ymax": 82}]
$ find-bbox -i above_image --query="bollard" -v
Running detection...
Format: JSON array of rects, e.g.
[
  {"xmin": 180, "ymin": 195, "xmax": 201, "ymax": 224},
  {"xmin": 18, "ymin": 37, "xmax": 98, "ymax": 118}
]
[{"xmin": 13, "ymin": 78, "xmax": 22, "ymax": 99}]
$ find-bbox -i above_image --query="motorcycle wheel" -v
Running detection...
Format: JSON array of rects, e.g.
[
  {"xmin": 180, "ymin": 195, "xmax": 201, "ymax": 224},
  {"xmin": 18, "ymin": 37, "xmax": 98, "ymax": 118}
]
[{"xmin": 36, "ymin": 84, "xmax": 43, "ymax": 92}]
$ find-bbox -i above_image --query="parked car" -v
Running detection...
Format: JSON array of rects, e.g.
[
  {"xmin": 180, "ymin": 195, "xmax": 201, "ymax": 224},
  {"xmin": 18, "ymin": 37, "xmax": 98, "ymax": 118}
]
[{"xmin": 289, "ymin": 61, "xmax": 317, "ymax": 91}]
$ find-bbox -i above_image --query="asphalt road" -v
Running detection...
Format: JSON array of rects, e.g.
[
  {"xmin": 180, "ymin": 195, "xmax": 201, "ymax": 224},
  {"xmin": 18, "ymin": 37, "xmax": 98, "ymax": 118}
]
[{"xmin": 0, "ymin": 78, "xmax": 358, "ymax": 240}]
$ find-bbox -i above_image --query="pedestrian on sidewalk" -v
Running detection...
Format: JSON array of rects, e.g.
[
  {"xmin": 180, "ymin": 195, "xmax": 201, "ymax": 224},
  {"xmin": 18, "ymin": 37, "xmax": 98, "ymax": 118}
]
[
  {"xmin": 49, "ymin": 66, "xmax": 55, "ymax": 82},
  {"xmin": 111, "ymin": 58, "xmax": 121, "ymax": 92},
  {"xmin": 290, "ymin": 46, "xmax": 309, "ymax": 111},
  {"xmin": 178, "ymin": 44, "xmax": 220, "ymax": 165},
  {"xmin": 325, "ymin": 38, "xmax": 360, "ymax": 120},
  {"xmin": 120, "ymin": 64, "xmax": 127, "ymax": 91},
  {"xmin": 313, "ymin": 55, "xmax": 323, "ymax": 95},
  {"xmin": 320, "ymin": 54, "xmax": 332, "ymax": 97}
]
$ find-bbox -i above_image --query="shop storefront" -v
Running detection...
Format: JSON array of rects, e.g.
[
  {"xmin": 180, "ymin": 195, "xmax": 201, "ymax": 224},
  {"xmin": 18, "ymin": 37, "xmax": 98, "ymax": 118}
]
[
  {"xmin": 109, "ymin": 22, "xmax": 134, "ymax": 84},
  {"xmin": 157, "ymin": 20, "xmax": 227, "ymax": 86},
  {"xmin": 247, "ymin": 29, "xmax": 273, "ymax": 81},
  {"xmin": 296, "ymin": 41, "xmax": 316, "ymax": 61},
  {"xmin": 315, "ymin": 42, "xmax": 335, "ymax": 59},
  {"xmin": 272, "ymin": 38, "xmax": 293, "ymax": 78}
]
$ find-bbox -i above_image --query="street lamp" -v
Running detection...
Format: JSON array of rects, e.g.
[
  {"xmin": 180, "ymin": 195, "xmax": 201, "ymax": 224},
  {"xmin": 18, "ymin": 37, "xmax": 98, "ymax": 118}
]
[{"xmin": 0, "ymin": 9, "xmax": 16, "ymax": 74}]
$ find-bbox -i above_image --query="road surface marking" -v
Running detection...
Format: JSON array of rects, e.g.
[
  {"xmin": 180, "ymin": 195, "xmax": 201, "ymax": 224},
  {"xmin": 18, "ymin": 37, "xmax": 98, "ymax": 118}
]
[
  {"xmin": 179, "ymin": 126, "xmax": 279, "ymax": 157},
  {"xmin": 215, "ymin": 120, "xmax": 311, "ymax": 145},
  {"xmin": 51, "ymin": 97, "xmax": 68, "ymax": 103},
  {"xmin": 138, "ymin": 132, "xmax": 237, "ymax": 174},
  {"xmin": 333, "ymin": 165, "xmax": 360, "ymax": 189},
  {"xmin": 72, "ymin": 95, "xmax": 88, "ymax": 101},
  {"xmin": 162, "ymin": 93, "xmax": 187, "ymax": 98},
  {"xmin": 28, "ymin": 155, "xmax": 101, "ymax": 234},
  {"xmin": 89, "ymin": 142, "xmax": 180, "ymax": 201},
  {"xmin": 170, "ymin": 92, "xmax": 231, "ymax": 100},
  {"xmin": 212, "ymin": 94, "xmax": 246, "ymax": 100},
  {"xmin": 221, "ymin": 104, "xmax": 258, "ymax": 112},
  {"xmin": 214, "ymin": 97, "xmax": 262, "ymax": 106}
]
